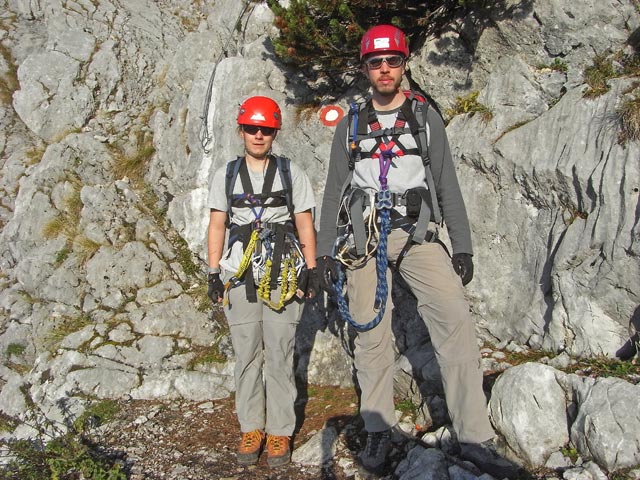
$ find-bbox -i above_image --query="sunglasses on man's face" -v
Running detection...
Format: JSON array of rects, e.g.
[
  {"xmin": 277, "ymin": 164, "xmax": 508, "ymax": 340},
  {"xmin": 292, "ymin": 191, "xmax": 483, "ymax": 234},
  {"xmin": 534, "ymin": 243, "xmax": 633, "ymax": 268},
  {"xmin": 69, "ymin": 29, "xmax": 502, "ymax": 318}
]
[
  {"xmin": 241, "ymin": 125, "xmax": 276, "ymax": 136},
  {"xmin": 364, "ymin": 55, "xmax": 405, "ymax": 70}
]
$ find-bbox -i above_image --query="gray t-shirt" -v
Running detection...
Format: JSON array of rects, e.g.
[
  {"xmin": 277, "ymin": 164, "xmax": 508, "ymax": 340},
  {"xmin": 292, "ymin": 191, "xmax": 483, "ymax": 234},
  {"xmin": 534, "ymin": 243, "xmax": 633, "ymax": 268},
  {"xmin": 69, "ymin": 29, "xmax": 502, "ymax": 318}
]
[{"xmin": 208, "ymin": 156, "xmax": 315, "ymax": 274}]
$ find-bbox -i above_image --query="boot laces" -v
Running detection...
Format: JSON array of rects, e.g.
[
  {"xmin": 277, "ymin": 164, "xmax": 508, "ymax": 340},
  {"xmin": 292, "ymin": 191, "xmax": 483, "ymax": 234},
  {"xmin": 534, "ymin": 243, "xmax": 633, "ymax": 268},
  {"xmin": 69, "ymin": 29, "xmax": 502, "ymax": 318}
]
[
  {"xmin": 365, "ymin": 430, "xmax": 390, "ymax": 457},
  {"xmin": 240, "ymin": 430, "xmax": 264, "ymax": 452},
  {"xmin": 267, "ymin": 435, "xmax": 289, "ymax": 456}
]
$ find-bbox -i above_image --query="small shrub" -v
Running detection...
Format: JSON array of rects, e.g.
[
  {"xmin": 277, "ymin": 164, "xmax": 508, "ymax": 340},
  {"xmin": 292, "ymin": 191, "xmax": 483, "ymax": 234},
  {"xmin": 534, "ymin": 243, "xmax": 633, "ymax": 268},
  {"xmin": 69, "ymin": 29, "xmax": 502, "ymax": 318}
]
[
  {"xmin": 584, "ymin": 54, "xmax": 616, "ymax": 97},
  {"xmin": 111, "ymin": 139, "xmax": 156, "ymax": 184},
  {"xmin": 618, "ymin": 91, "xmax": 640, "ymax": 143},
  {"xmin": 73, "ymin": 400, "xmax": 120, "ymax": 432},
  {"xmin": 6, "ymin": 343, "xmax": 25, "ymax": 357},
  {"xmin": 445, "ymin": 91, "xmax": 493, "ymax": 123}
]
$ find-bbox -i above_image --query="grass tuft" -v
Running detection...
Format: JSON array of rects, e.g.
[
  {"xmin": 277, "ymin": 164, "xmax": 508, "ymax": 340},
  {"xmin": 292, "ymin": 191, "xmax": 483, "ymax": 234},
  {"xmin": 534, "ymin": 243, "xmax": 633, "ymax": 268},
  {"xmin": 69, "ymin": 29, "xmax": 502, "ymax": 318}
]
[{"xmin": 445, "ymin": 91, "xmax": 493, "ymax": 123}]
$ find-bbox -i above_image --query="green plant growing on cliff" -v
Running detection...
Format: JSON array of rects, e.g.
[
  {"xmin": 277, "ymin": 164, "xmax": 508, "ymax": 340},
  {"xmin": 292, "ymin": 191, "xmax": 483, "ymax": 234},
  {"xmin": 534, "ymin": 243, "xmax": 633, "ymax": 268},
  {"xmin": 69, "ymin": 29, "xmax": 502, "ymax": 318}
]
[
  {"xmin": 445, "ymin": 90, "xmax": 493, "ymax": 122},
  {"xmin": 266, "ymin": 0, "xmax": 491, "ymax": 80},
  {"xmin": 111, "ymin": 135, "xmax": 156, "ymax": 185},
  {"xmin": 43, "ymin": 179, "xmax": 83, "ymax": 242},
  {"xmin": 44, "ymin": 314, "xmax": 93, "ymax": 353},
  {"xmin": 0, "ymin": 42, "xmax": 19, "ymax": 105},
  {"xmin": 583, "ymin": 49, "xmax": 640, "ymax": 98},
  {"xmin": 73, "ymin": 399, "xmax": 120, "ymax": 432},
  {"xmin": 617, "ymin": 90, "xmax": 640, "ymax": 144},
  {"xmin": 5, "ymin": 343, "xmax": 26, "ymax": 357}
]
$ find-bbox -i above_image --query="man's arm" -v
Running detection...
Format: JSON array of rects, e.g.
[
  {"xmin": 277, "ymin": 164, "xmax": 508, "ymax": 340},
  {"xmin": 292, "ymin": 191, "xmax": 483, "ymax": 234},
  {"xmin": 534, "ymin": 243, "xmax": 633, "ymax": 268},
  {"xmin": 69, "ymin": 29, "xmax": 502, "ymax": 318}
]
[
  {"xmin": 317, "ymin": 116, "xmax": 351, "ymax": 257},
  {"xmin": 427, "ymin": 108, "xmax": 473, "ymax": 255}
]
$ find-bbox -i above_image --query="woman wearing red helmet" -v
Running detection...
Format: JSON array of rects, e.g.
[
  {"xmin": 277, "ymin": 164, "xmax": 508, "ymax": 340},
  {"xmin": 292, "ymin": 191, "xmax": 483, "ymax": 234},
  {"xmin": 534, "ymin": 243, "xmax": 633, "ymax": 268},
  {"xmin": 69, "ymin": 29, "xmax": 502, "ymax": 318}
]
[{"xmin": 206, "ymin": 95, "xmax": 318, "ymax": 468}]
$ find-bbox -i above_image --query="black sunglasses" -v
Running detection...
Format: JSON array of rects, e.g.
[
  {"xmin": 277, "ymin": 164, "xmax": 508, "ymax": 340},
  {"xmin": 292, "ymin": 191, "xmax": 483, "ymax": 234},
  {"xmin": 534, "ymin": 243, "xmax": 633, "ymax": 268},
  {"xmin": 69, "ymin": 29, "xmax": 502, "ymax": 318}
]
[
  {"xmin": 241, "ymin": 125, "xmax": 276, "ymax": 136},
  {"xmin": 364, "ymin": 55, "xmax": 405, "ymax": 70}
]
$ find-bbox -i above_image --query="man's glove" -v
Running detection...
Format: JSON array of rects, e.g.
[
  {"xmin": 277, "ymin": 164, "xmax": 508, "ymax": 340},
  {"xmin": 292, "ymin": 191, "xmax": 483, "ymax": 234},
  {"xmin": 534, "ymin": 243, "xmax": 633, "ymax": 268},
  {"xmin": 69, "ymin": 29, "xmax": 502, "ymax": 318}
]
[
  {"xmin": 452, "ymin": 253, "xmax": 474, "ymax": 286},
  {"xmin": 297, "ymin": 267, "xmax": 319, "ymax": 299},
  {"xmin": 207, "ymin": 273, "xmax": 224, "ymax": 303},
  {"xmin": 317, "ymin": 256, "xmax": 339, "ymax": 292}
]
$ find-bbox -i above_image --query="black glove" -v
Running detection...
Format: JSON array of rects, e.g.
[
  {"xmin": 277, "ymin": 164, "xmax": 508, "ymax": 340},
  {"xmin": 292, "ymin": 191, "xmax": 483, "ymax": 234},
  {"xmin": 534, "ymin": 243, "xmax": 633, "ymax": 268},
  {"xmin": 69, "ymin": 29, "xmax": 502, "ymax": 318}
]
[
  {"xmin": 317, "ymin": 256, "xmax": 339, "ymax": 292},
  {"xmin": 298, "ymin": 267, "xmax": 319, "ymax": 299},
  {"xmin": 207, "ymin": 273, "xmax": 224, "ymax": 303},
  {"xmin": 452, "ymin": 253, "xmax": 474, "ymax": 286}
]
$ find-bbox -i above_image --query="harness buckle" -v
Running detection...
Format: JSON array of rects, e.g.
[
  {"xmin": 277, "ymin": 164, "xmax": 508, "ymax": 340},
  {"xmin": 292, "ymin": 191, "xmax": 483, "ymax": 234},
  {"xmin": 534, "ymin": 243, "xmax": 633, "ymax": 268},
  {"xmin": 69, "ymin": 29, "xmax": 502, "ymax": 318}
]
[{"xmin": 375, "ymin": 190, "xmax": 393, "ymax": 210}]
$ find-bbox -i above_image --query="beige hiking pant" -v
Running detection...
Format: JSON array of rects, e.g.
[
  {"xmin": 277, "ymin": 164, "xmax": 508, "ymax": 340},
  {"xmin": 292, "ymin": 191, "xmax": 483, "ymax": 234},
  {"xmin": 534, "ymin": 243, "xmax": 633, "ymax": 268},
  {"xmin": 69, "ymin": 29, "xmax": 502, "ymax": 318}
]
[
  {"xmin": 224, "ymin": 282, "xmax": 302, "ymax": 436},
  {"xmin": 346, "ymin": 229, "xmax": 495, "ymax": 443}
]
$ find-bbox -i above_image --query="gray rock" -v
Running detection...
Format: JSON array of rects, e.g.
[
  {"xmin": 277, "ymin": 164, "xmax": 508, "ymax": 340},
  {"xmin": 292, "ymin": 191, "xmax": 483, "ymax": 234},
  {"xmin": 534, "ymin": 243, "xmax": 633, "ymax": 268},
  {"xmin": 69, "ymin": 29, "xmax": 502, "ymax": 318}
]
[{"xmin": 489, "ymin": 363, "xmax": 569, "ymax": 466}]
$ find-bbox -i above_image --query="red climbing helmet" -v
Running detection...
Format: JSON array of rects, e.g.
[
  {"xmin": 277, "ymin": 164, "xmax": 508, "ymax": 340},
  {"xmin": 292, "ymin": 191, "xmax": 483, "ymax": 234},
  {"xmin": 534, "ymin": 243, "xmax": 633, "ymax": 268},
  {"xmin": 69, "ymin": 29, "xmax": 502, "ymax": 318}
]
[
  {"xmin": 360, "ymin": 24, "xmax": 409, "ymax": 60},
  {"xmin": 237, "ymin": 96, "xmax": 282, "ymax": 129}
]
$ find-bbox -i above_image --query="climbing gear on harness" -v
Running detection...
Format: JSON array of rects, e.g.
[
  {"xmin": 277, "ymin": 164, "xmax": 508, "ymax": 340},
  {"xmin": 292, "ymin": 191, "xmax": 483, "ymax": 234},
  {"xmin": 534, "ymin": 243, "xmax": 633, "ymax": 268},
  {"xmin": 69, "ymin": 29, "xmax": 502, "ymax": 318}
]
[
  {"xmin": 207, "ymin": 272, "xmax": 224, "ymax": 303},
  {"xmin": 335, "ymin": 91, "xmax": 443, "ymax": 271},
  {"xmin": 451, "ymin": 253, "xmax": 474, "ymax": 286},
  {"xmin": 237, "ymin": 95, "xmax": 282, "ymax": 129},
  {"xmin": 360, "ymin": 24, "xmax": 409, "ymax": 59},
  {"xmin": 222, "ymin": 155, "xmax": 304, "ymax": 309}
]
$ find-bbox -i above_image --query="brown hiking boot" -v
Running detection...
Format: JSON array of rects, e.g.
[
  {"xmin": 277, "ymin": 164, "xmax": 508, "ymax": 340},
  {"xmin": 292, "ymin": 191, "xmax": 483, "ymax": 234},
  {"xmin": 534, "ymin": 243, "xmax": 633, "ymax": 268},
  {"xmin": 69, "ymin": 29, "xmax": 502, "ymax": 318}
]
[
  {"xmin": 236, "ymin": 430, "xmax": 265, "ymax": 465},
  {"xmin": 266, "ymin": 434, "xmax": 291, "ymax": 467}
]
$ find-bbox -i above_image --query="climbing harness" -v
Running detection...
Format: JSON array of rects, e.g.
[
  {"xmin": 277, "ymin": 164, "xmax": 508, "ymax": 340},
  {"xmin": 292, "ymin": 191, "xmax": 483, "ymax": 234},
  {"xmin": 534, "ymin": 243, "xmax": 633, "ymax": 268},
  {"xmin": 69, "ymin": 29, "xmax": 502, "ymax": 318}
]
[
  {"xmin": 222, "ymin": 155, "xmax": 304, "ymax": 310},
  {"xmin": 331, "ymin": 91, "xmax": 444, "ymax": 331}
]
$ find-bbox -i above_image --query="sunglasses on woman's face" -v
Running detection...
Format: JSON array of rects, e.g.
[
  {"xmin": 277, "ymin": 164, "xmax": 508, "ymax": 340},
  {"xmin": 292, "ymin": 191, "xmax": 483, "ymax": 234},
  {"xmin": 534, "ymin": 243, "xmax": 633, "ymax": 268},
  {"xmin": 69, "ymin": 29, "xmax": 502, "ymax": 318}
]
[
  {"xmin": 241, "ymin": 125, "xmax": 276, "ymax": 136},
  {"xmin": 364, "ymin": 55, "xmax": 405, "ymax": 70}
]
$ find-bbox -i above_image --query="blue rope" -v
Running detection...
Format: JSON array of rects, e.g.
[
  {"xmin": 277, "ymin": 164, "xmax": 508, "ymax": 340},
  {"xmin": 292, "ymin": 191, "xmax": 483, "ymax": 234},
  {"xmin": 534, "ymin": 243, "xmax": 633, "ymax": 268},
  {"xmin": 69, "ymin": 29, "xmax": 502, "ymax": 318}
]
[{"xmin": 333, "ymin": 201, "xmax": 390, "ymax": 332}]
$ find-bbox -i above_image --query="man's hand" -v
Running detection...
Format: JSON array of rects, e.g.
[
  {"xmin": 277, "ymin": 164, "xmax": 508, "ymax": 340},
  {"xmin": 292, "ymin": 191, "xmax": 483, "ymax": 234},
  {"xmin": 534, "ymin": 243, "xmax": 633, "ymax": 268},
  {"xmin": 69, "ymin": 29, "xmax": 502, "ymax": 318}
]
[
  {"xmin": 317, "ymin": 256, "xmax": 339, "ymax": 292},
  {"xmin": 297, "ymin": 267, "xmax": 319, "ymax": 299},
  {"xmin": 452, "ymin": 253, "xmax": 474, "ymax": 286},
  {"xmin": 207, "ymin": 273, "xmax": 224, "ymax": 303}
]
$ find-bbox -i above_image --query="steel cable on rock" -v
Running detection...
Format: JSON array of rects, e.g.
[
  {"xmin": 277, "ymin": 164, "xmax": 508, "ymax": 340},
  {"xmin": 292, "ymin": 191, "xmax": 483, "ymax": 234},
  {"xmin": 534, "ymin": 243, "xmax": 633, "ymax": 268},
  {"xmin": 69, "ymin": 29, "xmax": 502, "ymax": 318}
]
[{"xmin": 199, "ymin": 0, "xmax": 255, "ymax": 154}]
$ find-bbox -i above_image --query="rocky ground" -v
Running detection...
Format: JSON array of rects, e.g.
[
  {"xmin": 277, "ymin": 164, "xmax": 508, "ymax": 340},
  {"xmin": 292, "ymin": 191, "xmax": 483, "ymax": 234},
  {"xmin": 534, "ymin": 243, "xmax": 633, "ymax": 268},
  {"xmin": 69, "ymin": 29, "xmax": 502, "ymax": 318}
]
[{"xmin": 91, "ymin": 386, "xmax": 367, "ymax": 480}]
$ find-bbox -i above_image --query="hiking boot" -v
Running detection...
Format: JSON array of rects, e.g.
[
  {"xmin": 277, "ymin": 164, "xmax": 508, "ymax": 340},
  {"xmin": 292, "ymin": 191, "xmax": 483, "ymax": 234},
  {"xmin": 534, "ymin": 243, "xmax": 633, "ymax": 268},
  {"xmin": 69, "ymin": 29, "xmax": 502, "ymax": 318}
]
[
  {"xmin": 459, "ymin": 439, "xmax": 522, "ymax": 479},
  {"xmin": 359, "ymin": 429, "xmax": 392, "ymax": 474},
  {"xmin": 236, "ymin": 429, "xmax": 265, "ymax": 465},
  {"xmin": 266, "ymin": 434, "xmax": 291, "ymax": 468}
]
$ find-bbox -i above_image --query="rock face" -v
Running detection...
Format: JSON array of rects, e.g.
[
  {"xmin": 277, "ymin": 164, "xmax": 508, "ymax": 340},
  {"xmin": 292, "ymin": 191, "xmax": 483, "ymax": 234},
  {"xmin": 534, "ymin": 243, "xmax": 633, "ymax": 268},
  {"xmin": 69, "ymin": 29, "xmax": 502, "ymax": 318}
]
[{"xmin": 0, "ymin": 0, "xmax": 639, "ymax": 475}]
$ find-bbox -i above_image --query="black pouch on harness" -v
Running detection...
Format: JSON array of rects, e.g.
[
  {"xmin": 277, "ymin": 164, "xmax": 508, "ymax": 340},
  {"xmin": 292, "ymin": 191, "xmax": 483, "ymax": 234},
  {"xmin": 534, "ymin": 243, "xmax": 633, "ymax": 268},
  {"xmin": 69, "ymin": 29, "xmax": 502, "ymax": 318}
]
[{"xmin": 405, "ymin": 189, "xmax": 423, "ymax": 218}]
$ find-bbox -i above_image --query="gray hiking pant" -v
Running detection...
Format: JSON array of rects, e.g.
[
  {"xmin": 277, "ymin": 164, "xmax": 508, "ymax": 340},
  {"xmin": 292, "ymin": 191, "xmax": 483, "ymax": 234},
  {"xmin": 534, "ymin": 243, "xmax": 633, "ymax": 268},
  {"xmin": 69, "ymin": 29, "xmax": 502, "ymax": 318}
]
[
  {"xmin": 345, "ymin": 228, "xmax": 495, "ymax": 443},
  {"xmin": 224, "ymin": 282, "xmax": 301, "ymax": 436}
]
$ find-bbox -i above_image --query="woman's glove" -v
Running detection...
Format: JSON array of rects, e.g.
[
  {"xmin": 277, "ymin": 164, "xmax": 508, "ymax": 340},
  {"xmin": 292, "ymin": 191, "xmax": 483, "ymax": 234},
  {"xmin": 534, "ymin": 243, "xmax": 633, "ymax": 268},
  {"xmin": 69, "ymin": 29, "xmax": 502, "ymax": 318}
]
[
  {"xmin": 298, "ymin": 267, "xmax": 319, "ymax": 299},
  {"xmin": 207, "ymin": 273, "xmax": 225, "ymax": 303}
]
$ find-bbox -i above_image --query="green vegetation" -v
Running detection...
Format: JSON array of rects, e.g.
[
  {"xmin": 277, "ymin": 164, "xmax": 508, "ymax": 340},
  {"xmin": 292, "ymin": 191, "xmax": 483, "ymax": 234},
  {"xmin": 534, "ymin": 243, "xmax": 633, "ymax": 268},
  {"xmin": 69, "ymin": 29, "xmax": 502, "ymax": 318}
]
[
  {"xmin": 43, "ymin": 179, "xmax": 83, "ymax": 242},
  {"xmin": 395, "ymin": 398, "xmax": 417, "ymax": 416},
  {"xmin": 445, "ymin": 90, "xmax": 493, "ymax": 122},
  {"xmin": 0, "ymin": 42, "xmax": 19, "ymax": 106},
  {"xmin": 111, "ymin": 138, "xmax": 156, "ymax": 185},
  {"xmin": 44, "ymin": 314, "xmax": 93, "ymax": 353},
  {"xmin": 188, "ymin": 336, "xmax": 229, "ymax": 368},
  {"xmin": 538, "ymin": 58, "xmax": 568, "ymax": 73},
  {"xmin": 73, "ymin": 400, "xmax": 120, "ymax": 432},
  {"xmin": 267, "ymin": 0, "xmax": 504, "ymax": 78},
  {"xmin": 6, "ymin": 343, "xmax": 26, "ymax": 357},
  {"xmin": 583, "ymin": 50, "xmax": 640, "ymax": 98},
  {"xmin": 617, "ymin": 91, "xmax": 640, "ymax": 144},
  {"xmin": 1, "ymin": 433, "xmax": 126, "ymax": 480}
]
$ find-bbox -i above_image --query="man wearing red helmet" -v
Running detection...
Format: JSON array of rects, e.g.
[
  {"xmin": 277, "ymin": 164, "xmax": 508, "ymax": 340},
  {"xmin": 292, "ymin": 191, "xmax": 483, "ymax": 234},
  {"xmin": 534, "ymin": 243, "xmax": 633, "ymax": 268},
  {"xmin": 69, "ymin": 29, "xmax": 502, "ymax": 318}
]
[
  {"xmin": 207, "ymin": 95, "xmax": 318, "ymax": 468},
  {"xmin": 316, "ymin": 26, "xmax": 517, "ymax": 477}
]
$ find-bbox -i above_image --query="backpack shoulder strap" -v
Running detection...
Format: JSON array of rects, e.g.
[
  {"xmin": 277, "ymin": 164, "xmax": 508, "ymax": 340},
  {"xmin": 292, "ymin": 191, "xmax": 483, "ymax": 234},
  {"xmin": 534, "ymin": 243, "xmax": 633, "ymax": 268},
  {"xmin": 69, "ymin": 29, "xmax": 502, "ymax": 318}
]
[
  {"xmin": 406, "ymin": 90, "xmax": 443, "ymax": 224},
  {"xmin": 225, "ymin": 157, "xmax": 244, "ymax": 213},
  {"xmin": 275, "ymin": 155, "xmax": 295, "ymax": 219}
]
